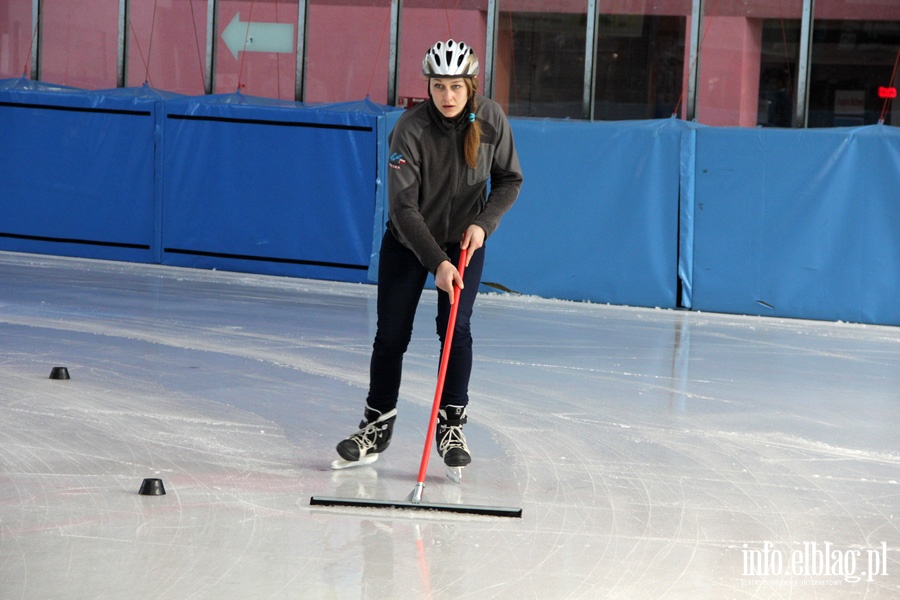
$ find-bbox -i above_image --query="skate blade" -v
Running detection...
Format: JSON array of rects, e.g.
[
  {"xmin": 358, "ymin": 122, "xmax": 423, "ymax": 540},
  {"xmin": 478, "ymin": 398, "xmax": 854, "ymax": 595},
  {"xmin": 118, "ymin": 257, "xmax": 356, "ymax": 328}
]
[
  {"xmin": 445, "ymin": 466, "xmax": 463, "ymax": 484},
  {"xmin": 331, "ymin": 454, "xmax": 379, "ymax": 470}
]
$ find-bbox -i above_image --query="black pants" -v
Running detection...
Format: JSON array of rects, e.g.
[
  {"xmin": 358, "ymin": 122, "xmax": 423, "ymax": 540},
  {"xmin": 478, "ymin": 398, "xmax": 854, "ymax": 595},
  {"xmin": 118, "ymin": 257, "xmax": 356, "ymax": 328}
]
[{"xmin": 365, "ymin": 230, "xmax": 485, "ymax": 413}]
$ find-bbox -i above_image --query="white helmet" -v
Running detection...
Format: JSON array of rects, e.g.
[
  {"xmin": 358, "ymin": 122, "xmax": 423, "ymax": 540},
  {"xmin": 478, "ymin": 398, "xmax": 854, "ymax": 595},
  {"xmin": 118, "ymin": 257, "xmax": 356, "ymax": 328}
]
[{"xmin": 422, "ymin": 39, "xmax": 479, "ymax": 77}]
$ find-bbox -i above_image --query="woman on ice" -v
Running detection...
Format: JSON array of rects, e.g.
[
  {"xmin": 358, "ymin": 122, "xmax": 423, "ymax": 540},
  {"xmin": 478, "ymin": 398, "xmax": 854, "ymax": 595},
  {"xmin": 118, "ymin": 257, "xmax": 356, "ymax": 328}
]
[{"xmin": 335, "ymin": 39, "xmax": 523, "ymax": 471}]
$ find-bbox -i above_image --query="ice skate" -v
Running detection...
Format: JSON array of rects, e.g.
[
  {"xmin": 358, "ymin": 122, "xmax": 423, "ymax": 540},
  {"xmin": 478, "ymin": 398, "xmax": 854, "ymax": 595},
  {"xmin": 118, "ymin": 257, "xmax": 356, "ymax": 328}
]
[
  {"xmin": 436, "ymin": 405, "xmax": 471, "ymax": 482},
  {"xmin": 332, "ymin": 407, "xmax": 397, "ymax": 470}
]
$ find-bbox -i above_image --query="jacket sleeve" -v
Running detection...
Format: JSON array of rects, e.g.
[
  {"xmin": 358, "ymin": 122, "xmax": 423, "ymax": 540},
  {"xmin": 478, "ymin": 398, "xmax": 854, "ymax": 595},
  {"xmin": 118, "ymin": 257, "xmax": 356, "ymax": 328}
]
[
  {"xmin": 387, "ymin": 118, "xmax": 451, "ymax": 273},
  {"xmin": 472, "ymin": 101, "xmax": 523, "ymax": 239}
]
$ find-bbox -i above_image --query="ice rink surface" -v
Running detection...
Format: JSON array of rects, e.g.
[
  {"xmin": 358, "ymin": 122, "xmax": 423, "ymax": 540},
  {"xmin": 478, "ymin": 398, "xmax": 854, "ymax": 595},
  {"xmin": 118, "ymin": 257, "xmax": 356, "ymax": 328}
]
[{"xmin": 2, "ymin": 251, "xmax": 899, "ymax": 599}]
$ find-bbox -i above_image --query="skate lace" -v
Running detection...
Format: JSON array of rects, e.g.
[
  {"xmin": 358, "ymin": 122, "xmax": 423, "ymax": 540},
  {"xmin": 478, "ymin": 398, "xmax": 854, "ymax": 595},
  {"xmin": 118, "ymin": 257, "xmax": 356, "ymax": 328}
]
[
  {"xmin": 439, "ymin": 424, "xmax": 469, "ymax": 455},
  {"xmin": 352, "ymin": 421, "xmax": 386, "ymax": 452}
]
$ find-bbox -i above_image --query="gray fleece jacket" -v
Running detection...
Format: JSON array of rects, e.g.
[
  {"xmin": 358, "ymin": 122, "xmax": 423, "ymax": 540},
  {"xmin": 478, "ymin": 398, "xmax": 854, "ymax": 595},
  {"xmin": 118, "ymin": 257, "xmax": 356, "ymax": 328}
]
[{"xmin": 387, "ymin": 95, "xmax": 523, "ymax": 273}]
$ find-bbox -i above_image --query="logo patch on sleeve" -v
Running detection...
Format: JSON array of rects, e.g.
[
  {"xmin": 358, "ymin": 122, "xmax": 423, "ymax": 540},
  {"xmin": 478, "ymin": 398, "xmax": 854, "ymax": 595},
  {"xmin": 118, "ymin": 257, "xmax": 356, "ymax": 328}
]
[{"xmin": 389, "ymin": 152, "xmax": 407, "ymax": 170}]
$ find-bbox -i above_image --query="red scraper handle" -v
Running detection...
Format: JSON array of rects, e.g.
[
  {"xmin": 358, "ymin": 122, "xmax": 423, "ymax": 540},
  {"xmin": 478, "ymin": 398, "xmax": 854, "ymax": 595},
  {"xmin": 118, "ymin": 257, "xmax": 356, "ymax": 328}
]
[{"xmin": 416, "ymin": 246, "xmax": 467, "ymax": 486}]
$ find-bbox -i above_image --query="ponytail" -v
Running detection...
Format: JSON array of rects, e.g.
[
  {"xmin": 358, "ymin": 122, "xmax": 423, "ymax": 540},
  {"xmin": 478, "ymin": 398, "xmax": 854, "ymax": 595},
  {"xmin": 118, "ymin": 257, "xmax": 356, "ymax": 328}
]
[{"xmin": 464, "ymin": 78, "xmax": 481, "ymax": 169}]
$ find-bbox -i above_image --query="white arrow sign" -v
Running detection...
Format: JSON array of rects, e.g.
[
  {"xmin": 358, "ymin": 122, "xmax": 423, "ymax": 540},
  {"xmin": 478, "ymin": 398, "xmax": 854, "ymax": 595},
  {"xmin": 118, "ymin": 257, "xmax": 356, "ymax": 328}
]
[{"xmin": 222, "ymin": 12, "xmax": 294, "ymax": 60}]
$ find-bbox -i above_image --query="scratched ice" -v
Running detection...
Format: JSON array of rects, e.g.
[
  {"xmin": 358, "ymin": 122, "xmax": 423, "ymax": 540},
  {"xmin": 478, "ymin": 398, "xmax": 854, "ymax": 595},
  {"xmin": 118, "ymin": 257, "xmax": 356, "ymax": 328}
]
[{"xmin": 1, "ymin": 251, "xmax": 899, "ymax": 599}]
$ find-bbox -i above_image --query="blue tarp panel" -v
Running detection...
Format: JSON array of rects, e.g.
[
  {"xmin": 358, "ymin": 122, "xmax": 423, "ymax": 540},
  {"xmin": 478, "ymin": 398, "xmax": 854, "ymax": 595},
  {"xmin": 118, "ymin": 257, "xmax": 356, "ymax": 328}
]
[
  {"xmin": 677, "ymin": 125, "xmax": 699, "ymax": 309},
  {"xmin": 0, "ymin": 79, "xmax": 166, "ymax": 262},
  {"xmin": 161, "ymin": 92, "xmax": 393, "ymax": 283},
  {"xmin": 690, "ymin": 125, "xmax": 900, "ymax": 325},
  {"xmin": 485, "ymin": 117, "xmax": 688, "ymax": 309},
  {"xmin": 367, "ymin": 107, "xmax": 404, "ymax": 282}
]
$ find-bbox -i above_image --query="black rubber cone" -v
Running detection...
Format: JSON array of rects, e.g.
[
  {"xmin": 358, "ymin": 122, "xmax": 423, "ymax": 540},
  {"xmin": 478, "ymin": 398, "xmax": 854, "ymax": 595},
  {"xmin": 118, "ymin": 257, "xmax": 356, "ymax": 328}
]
[
  {"xmin": 49, "ymin": 367, "xmax": 70, "ymax": 380},
  {"xmin": 138, "ymin": 478, "xmax": 166, "ymax": 496}
]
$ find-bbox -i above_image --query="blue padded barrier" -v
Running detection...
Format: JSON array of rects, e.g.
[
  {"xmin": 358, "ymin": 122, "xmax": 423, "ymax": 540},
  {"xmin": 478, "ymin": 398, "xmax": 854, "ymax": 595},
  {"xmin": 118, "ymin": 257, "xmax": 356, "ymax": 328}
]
[
  {"xmin": 677, "ymin": 125, "xmax": 699, "ymax": 309},
  {"xmin": 2, "ymin": 76, "xmax": 899, "ymax": 326},
  {"xmin": 161, "ymin": 93, "xmax": 399, "ymax": 283},
  {"xmin": 367, "ymin": 108, "xmax": 404, "ymax": 283},
  {"xmin": 0, "ymin": 78, "xmax": 170, "ymax": 263},
  {"xmin": 485, "ymin": 117, "xmax": 689, "ymax": 309},
  {"xmin": 690, "ymin": 125, "xmax": 900, "ymax": 326},
  {"xmin": 298, "ymin": 100, "xmax": 402, "ymax": 282}
]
